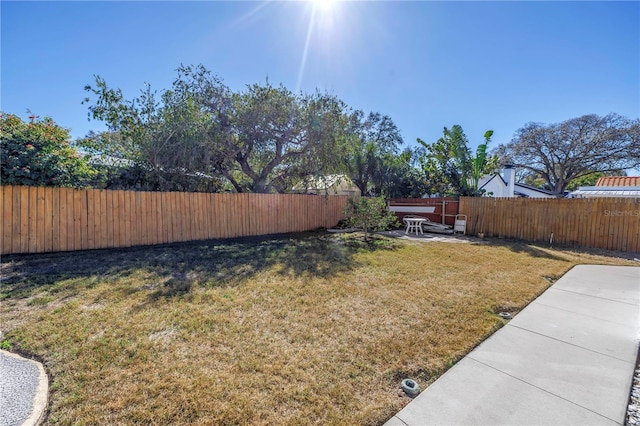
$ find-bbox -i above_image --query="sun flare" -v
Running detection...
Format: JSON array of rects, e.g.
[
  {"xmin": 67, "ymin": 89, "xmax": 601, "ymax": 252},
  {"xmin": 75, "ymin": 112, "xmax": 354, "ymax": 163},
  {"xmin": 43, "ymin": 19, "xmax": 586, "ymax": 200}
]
[{"xmin": 313, "ymin": 0, "xmax": 337, "ymax": 13}]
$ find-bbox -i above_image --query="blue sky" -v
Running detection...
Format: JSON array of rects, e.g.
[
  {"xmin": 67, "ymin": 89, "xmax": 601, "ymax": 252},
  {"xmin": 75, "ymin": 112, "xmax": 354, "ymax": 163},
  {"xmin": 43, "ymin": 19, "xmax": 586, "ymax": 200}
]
[{"xmin": 2, "ymin": 1, "xmax": 639, "ymax": 160}]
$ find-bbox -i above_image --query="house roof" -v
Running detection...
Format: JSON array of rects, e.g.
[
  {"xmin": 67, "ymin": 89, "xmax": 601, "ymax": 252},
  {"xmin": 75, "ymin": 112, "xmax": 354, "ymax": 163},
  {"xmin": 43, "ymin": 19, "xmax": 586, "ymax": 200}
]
[
  {"xmin": 478, "ymin": 174, "xmax": 506, "ymax": 191},
  {"xmin": 513, "ymin": 183, "xmax": 558, "ymax": 196},
  {"xmin": 595, "ymin": 176, "xmax": 640, "ymax": 187},
  {"xmin": 570, "ymin": 186, "xmax": 640, "ymax": 198},
  {"xmin": 479, "ymin": 173, "xmax": 558, "ymax": 197}
]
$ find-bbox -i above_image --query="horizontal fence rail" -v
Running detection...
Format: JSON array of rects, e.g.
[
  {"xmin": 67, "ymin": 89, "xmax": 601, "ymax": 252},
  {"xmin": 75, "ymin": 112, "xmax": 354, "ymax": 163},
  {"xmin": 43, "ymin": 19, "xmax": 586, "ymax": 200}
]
[
  {"xmin": 460, "ymin": 196, "xmax": 640, "ymax": 253},
  {"xmin": 388, "ymin": 198, "xmax": 460, "ymax": 226},
  {"xmin": 0, "ymin": 186, "xmax": 348, "ymax": 255}
]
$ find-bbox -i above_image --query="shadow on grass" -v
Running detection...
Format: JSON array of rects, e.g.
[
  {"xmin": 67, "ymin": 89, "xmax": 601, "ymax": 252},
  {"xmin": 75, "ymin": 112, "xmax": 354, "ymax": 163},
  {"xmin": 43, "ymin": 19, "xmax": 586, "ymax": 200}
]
[
  {"xmin": 0, "ymin": 231, "xmax": 398, "ymax": 301},
  {"xmin": 497, "ymin": 241, "xmax": 570, "ymax": 261},
  {"xmin": 481, "ymin": 237, "xmax": 638, "ymax": 262}
]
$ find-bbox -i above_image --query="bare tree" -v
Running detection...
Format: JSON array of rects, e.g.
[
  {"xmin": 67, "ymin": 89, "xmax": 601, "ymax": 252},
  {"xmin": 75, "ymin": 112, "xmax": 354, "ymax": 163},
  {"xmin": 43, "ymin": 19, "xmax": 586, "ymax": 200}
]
[{"xmin": 494, "ymin": 114, "xmax": 640, "ymax": 193}]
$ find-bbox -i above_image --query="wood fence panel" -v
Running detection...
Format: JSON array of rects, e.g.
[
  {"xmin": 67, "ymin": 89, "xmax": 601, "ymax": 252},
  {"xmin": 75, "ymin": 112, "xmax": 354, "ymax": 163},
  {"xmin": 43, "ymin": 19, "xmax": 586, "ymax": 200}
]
[
  {"xmin": 215, "ymin": 194, "xmax": 225, "ymax": 239},
  {"xmin": 165, "ymin": 192, "xmax": 173, "ymax": 243},
  {"xmin": 233, "ymin": 193, "xmax": 242, "ymax": 237},
  {"xmin": 178, "ymin": 191, "xmax": 185, "ymax": 241},
  {"xmin": 145, "ymin": 191, "xmax": 152, "ymax": 244},
  {"xmin": 56, "ymin": 188, "xmax": 68, "ymax": 252},
  {"xmin": 202, "ymin": 193, "xmax": 209, "ymax": 238},
  {"xmin": 27, "ymin": 187, "xmax": 37, "ymax": 253},
  {"xmin": 86, "ymin": 190, "xmax": 95, "ymax": 250},
  {"xmin": 117, "ymin": 190, "xmax": 127, "ymax": 247},
  {"xmin": 0, "ymin": 187, "xmax": 348, "ymax": 255},
  {"xmin": 157, "ymin": 192, "xmax": 165, "ymax": 245},
  {"xmin": 11, "ymin": 187, "xmax": 21, "ymax": 253},
  {"xmin": 111, "ymin": 190, "xmax": 120, "ymax": 248},
  {"xmin": 250, "ymin": 194, "xmax": 259, "ymax": 236},
  {"xmin": 106, "ymin": 190, "xmax": 115, "ymax": 248},
  {"xmin": 34, "ymin": 187, "xmax": 44, "ymax": 253},
  {"xmin": 153, "ymin": 192, "xmax": 161, "ymax": 245},
  {"xmin": 18, "ymin": 187, "xmax": 29, "ymax": 252},
  {"xmin": 203, "ymin": 193, "xmax": 210, "ymax": 239},
  {"xmin": 194, "ymin": 193, "xmax": 202, "ymax": 240},
  {"xmin": 1, "ymin": 186, "xmax": 9, "ymax": 255},
  {"xmin": 180, "ymin": 191, "xmax": 187, "ymax": 241},
  {"xmin": 62, "ymin": 187, "xmax": 71, "ymax": 251},
  {"xmin": 50, "ymin": 187, "xmax": 60, "ymax": 252},
  {"xmin": 90, "ymin": 190, "xmax": 99, "ymax": 250},
  {"xmin": 631, "ymin": 202, "xmax": 640, "ymax": 253},
  {"xmin": 72, "ymin": 189, "xmax": 82, "ymax": 250},
  {"xmin": 207, "ymin": 193, "xmax": 217, "ymax": 239},
  {"xmin": 459, "ymin": 197, "xmax": 639, "ymax": 253},
  {"xmin": 194, "ymin": 193, "xmax": 201, "ymax": 239},
  {"xmin": 621, "ymin": 204, "xmax": 631, "ymax": 252},
  {"xmin": 159, "ymin": 192, "xmax": 167, "ymax": 244},
  {"xmin": 604, "ymin": 200, "xmax": 616, "ymax": 250},
  {"xmin": 149, "ymin": 192, "xmax": 156, "ymax": 244},
  {"xmin": 138, "ymin": 191, "xmax": 147, "ymax": 245},
  {"xmin": 182, "ymin": 192, "xmax": 191, "ymax": 242},
  {"xmin": 224, "ymin": 193, "xmax": 232, "ymax": 238},
  {"xmin": 615, "ymin": 202, "xmax": 624, "ymax": 251},
  {"xmin": 244, "ymin": 193, "xmax": 251, "ymax": 236}
]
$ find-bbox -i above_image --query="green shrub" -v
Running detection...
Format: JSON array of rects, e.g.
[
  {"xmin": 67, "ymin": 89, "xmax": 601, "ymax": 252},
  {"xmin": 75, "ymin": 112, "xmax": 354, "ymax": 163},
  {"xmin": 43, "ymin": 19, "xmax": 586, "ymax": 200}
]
[
  {"xmin": 1, "ymin": 113, "xmax": 96, "ymax": 187},
  {"xmin": 343, "ymin": 196, "xmax": 398, "ymax": 241}
]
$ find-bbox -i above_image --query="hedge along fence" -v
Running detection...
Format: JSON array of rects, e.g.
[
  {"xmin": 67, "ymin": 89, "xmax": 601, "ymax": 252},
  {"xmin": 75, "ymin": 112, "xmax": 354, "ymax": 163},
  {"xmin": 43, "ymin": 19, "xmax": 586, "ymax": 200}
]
[
  {"xmin": 0, "ymin": 186, "xmax": 349, "ymax": 255},
  {"xmin": 460, "ymin": 196, "xmax": 640, "ymax": 253}
]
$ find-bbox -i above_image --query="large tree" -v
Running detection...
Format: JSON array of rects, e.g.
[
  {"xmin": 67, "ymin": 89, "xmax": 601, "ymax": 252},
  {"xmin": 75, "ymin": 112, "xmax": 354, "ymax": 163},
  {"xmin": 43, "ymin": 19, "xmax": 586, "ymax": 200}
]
[
  {"xmin": 494, "ymin": 114, "xmax": 640, "ymax": 194},
  {"xmin": 226, "ymin": 83, "xmax": 346, "ymax": 193},
  {"xmin": 341, "ymin": 110, "xmax": 404, "ymax": 196},
  {"xmin": 82, "ymin": 74, "xmax": 224, "ymax": 192},
  {"xmin": 83, "ymin": 65, "xmax": 347, "ymax": 193},
  {"xmin": 417, "ymin": 125, "xmax": 498, "ymax": 196}
]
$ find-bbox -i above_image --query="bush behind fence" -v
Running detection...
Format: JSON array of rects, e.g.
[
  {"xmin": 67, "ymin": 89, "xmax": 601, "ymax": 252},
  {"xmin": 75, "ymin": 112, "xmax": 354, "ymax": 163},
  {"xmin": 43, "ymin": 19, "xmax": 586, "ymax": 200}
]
[{"xmin": 1, "ymin": 186, "xmax": 348, "ymax": 255}]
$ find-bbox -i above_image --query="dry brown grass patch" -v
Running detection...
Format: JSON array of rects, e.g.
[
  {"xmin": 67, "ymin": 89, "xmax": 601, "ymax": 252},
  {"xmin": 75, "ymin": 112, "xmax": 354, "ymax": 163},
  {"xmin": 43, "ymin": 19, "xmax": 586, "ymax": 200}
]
[{"xmin": 0, "ymin": 232, "xmax": 635, "ymax": 425}]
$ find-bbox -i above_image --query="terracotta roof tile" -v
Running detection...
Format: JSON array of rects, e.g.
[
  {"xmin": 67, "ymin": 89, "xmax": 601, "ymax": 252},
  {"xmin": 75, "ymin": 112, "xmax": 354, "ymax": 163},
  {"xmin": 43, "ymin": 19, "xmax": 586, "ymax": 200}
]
[{"xmin": 595, "ymin": 176, "xmax": 640, "ymax": 187}]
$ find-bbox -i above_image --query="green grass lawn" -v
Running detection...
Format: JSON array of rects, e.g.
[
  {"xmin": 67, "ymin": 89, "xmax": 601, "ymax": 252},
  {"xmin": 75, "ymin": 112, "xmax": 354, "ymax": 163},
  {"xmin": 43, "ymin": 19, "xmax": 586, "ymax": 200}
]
[{"xmin": 1, "ymin": 232, "xmax": 635, "ymax": 425}]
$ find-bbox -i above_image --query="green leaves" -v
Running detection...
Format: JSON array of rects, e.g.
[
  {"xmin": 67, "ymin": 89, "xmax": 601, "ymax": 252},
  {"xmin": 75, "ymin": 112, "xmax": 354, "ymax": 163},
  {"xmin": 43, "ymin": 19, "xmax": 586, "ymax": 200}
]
[
  {"xmin": 1, "ymin": 113, "xmax": 96, "ymax": 187},
  {"xmin": 82, "ymin": 66, "xmax": 348, "ymax": 193},
  {"xmin": 417, "ymin": 126, "xmax": 497, "ymax": 197},
  {"xmin": 343, "ymin": 196, "xmax": 399, "ymax": 241},
  {"xmin": 340, "ymin": 110, "xmax": 404, "ymax": 197}
]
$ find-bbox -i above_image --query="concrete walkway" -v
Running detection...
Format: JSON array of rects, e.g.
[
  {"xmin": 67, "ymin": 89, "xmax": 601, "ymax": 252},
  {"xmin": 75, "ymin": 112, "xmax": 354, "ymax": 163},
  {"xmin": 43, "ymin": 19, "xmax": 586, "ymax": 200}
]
[
  {"xmin": 385, "ymin": 265, "xmax": 640, "ymax": 426},
  {"xmin": 0, "ymin": 350, "xmax": 48, "ymax": 426}
]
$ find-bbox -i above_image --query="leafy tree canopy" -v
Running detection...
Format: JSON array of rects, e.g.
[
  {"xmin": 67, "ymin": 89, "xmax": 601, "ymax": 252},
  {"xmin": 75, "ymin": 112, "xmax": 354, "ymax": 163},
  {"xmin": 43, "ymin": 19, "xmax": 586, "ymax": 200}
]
[
  {"xmin": 82, "ymin": 65, "xmax": 348, "ymax": 193},
  {"xmin": 1, "ymin": 113, "xmax": 96, "ymax": 187},
  {"xmin": 417, "ymin": 125, "xmax": 498, "ymax": 196},
  {"xmin": 340, "ymin": 110, "xmax": 404, "ymax": 197},
  {"xmin": 494, "ymin": 113, "xmax": 640, "ymax": 194}
]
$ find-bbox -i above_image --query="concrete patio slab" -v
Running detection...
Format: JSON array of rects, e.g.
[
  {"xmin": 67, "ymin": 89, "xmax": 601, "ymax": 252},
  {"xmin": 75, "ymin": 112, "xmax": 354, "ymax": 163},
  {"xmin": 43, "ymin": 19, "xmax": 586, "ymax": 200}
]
[
  {"xmin": 468, "ymin": 325, "xmax": 632, "ymax": 422},
  {"xmin": 508, "ymin": 302, "xmax": 638, "ymax": 363},
  {"xmin": 551, "ymin": 265, "xmax": 640, "ymax": 305},
  {"xmin": 384, "ymin": 265, "xmax": 640, "ymax": 426},
  {"xmin": 390, "ymin": 358, "xmax": 617, "ymax": 426},
  {"xmin": 534, "ymin": 288, "xmax": 639, "ymax": 327}
]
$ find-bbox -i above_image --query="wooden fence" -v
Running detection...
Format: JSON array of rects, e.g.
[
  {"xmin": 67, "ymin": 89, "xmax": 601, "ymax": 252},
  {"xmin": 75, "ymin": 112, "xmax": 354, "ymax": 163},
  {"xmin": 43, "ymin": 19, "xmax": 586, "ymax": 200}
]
[
  {"xmin": 460, "ymin": 197, "xmax": 640, "ymax": 253},
  {"xmin": 0, "ymin": 186, "xmax": 348, "ymax": 255}
]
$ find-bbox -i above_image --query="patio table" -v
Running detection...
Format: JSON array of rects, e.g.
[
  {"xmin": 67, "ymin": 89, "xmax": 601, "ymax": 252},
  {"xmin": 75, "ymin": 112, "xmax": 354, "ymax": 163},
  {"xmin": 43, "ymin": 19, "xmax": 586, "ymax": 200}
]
[{"xmin": 404, "ymin": 217, "xmax": 426, "ymax": 235}]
